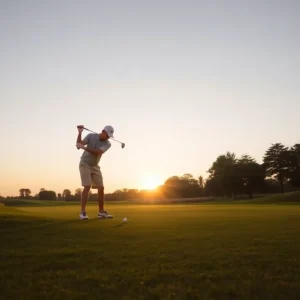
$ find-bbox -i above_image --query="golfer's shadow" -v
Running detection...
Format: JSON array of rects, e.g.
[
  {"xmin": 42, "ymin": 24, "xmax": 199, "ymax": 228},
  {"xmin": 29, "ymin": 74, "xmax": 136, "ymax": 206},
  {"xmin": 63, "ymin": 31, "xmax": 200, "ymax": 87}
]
[{"xmin": 110, "ymin": 222, "xmax": 127, "ymax": 228}]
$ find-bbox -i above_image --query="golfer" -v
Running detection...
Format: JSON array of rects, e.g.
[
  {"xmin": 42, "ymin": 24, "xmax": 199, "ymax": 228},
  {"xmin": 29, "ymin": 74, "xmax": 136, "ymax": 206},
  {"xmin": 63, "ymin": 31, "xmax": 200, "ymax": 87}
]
[{"xmin": 76, "ymin": 125, "xmax": 114, "ymax": 220}]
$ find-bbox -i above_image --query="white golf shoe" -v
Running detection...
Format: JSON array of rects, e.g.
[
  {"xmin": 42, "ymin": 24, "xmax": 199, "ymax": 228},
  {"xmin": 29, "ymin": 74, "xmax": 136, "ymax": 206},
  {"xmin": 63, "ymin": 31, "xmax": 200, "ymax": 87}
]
[
  {"xmin": 98, "ymin": 210, "xmax": 113, "ymax": 219},
  {"xmin": 79, "ymin": 212, "xmax": 89, "ymax": 220}
]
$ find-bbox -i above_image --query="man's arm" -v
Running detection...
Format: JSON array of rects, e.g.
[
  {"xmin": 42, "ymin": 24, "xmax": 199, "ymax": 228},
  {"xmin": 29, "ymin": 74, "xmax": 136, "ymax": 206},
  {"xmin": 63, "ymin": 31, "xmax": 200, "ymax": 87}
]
[
  {"xmin": 77, "ymin": 142, "xmax": 111, "ymax": 156},
  {"xmin": 76, "ymin": 125, "xmax": 88, "ymax": 148},
  {"xmin": 76, "ymin": 132, "xmax": 88, "ymax": 145},
  {"xmin": 77, "ymin": 145, "xmax": 104, "ymax": 156}
]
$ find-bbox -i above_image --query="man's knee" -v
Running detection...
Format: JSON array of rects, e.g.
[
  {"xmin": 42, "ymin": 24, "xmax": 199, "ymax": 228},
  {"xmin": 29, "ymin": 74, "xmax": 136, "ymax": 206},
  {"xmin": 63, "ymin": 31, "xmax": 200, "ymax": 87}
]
[
  {"xmin": 98, "ymin": 186, "xmax": 104, "ymax": 193},
  {"xmin": 83, "ymin": 185, "xmax": 91, "ymax": 192}
]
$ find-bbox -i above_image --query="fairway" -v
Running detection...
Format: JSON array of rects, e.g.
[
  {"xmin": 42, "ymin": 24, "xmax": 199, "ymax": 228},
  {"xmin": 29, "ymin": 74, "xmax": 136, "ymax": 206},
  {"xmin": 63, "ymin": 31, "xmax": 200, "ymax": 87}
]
[{"xmin": 1, "ymin": 203, "xmax": 300, "ymax": 299}]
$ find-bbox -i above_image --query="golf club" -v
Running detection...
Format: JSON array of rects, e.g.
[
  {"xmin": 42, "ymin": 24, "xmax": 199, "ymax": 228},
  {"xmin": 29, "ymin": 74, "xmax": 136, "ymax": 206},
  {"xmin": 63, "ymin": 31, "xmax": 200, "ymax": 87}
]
[{"xmin": 77, "ymin": 126, "xmax": 125, "ymax": 149}]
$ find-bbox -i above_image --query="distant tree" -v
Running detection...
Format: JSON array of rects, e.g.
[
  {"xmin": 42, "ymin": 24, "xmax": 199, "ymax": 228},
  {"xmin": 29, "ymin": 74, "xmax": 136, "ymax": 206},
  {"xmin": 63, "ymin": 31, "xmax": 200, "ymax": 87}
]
[
  {"xmin": 75, "ymin": 188, "xmax": 83, "ymax": 196},
  {"xmin": 263, "ymin": 178, "xmax": 282, "ymax": 193},
  {"xmin": 206, "ymin": 153, "xmax": 266, "ymax": 199},
  {"xmin": 24, "ymin": 189, "xmax": 31, "ymax": 198},
  {"xmin": 74, "ymin": 188, "xmax": 83, "ymax": 201},
  {"xmin": 287, "ymin": 144, "xmax": 300, "ymax": 188},
  {"xmin": 263, "ymin": 143, "xmax": 293, "ymax": 193},
  {"xmin": 63, "ymin": 189, "xmax": 72, "ymax": 199},
  {"xmin": 109, "ymin": 189, "xmax": 123, "ymax": 201},
  {"xmin": 180, "ymin": 174, "xmax": 200, "ymax": 197},
  {"xmin": 127, "ymin": 189, "xmax": 139, "ymax": 199},
  {"xmin": 161, "ymin": 174, "xmax": 202, "ymax": 198},
  {"xmin": 207, "ymin": 152, "xmax": 237, "ymax": 197},
  {"xmin": 57, "ymin": 193, "xmax": 62, "ymax": 200},
  {"xmin": 19, "ymin": 189, "xmax": 25, "ymax": 198},
  {"xmin": 238, "ymin": 154, "xmax": 256, "ymax": 164},
  {"xmin": 180, "ymin": 174, "xmax": 198, "ymax": 186},
  {"xmin": 208, "ymin": 152, "xmax": 237, "ymax": 177},
  {"xmin": 198, "ymin": 176, "xmax": 205, "ymax": 189},
  {"xmin": 291, "ymin": 144, "xmax": 300, "ymax": 162},
  {"xmin": 204, "ymin": 177, "xmax": 222, "ymax": 197},
  {"xmin": 162, "ymin": 176, "xmax": 183, "ymax": 198},
  {"xmin": 237, "ymin": 157, "xmax": 265, "ymax": 198},
  {"xmin": 223, "ymin": 164, "xmax": 244, "ymax": 199},
  {"xmin": 39, "ymin": 190, "xmax": 57, "ymax": 200},
  {"xmin": 40, "ymin": 188, "xmax": 46, "ymax": 192}
]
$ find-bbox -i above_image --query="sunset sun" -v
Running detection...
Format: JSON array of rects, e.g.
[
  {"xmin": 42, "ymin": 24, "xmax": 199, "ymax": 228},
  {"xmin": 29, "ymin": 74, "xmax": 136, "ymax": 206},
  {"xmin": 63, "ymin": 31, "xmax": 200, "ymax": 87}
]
[{"xmin": 140, "ymin": 174, "xmax": 163, "ymax": 190}]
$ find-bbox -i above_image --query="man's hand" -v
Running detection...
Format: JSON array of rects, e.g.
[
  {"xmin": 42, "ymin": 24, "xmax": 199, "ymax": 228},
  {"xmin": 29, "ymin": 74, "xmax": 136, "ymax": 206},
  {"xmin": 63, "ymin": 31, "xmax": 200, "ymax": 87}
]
[
  {"xmin": 76, "ymin": 142, "xmax": 85, "ymax": 150},
  {"xmin": 77, "ymin": 125, "xmax": 84, "ymax": 133}
]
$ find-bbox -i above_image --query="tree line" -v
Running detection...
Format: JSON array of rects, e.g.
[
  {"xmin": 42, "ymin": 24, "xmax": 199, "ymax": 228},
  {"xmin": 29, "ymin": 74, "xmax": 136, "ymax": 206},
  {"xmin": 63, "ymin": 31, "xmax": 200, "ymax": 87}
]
[
  {"xmin": 160, "ymin": 142, "xmax": 300, "ymax": 199},
  {"xmin": 5, "ymin": 188, "xmax": 85, "ymax": 201},
  {"xmin": 3, "ymin": 142, "xmax": 300, "ymax": 201}
]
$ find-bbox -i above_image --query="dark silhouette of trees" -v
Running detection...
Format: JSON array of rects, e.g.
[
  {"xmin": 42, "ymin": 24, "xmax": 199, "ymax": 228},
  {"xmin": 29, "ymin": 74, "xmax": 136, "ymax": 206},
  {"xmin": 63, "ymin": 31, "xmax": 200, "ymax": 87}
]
[
  {"xmin": 63, "ymin": 189, "xmax": 72, "ymax": 199},
  {"xmin": 263, "ymin": 143, "xmax": 296, "ymax": 193},
  {"xmin": 161, "ymin": 173, "xmax": 204, "ymax": 198},
  {"xmin": 206, "ymin": 153, "xmax": 265, "ymax": 199},
  {"xmin": 19, "ymin": 188, "xmax": 31, "ymax": 199},
  {"xmin": 287, "ymin": 144, "xmax": 300, "ymax": 188},
  {"xmin": 38, "ymin": 190, "xmax": 57, "ymax": 200}
]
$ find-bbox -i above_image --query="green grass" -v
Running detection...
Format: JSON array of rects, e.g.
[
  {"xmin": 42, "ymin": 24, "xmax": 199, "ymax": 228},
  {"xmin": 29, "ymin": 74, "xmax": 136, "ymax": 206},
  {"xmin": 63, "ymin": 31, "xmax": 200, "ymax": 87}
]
[{"xmin": 1, "ymin": 201, "xmax": 300, "ymax": 299}]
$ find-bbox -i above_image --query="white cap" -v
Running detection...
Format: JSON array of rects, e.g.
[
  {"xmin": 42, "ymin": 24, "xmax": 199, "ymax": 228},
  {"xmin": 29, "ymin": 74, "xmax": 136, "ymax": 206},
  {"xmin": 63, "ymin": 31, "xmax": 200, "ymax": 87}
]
[{"xmin": 103, "ymin": 125, "xmax": 114, "ymax": 138}]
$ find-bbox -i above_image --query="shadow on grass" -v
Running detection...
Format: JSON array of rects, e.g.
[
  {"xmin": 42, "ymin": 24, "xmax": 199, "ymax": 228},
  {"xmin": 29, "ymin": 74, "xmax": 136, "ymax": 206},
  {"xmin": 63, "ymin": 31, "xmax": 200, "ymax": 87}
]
[{"xmin": 110, "ymin": 222, "xmax": 127, "ymax": 228}]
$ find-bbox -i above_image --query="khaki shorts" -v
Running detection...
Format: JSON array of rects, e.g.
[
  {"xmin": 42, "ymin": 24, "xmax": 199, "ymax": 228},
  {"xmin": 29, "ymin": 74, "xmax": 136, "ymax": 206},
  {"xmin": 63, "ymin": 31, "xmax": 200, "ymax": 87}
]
[{"xmin": 79, "ymin": 162, "xmax": 103, "ymax": 189}]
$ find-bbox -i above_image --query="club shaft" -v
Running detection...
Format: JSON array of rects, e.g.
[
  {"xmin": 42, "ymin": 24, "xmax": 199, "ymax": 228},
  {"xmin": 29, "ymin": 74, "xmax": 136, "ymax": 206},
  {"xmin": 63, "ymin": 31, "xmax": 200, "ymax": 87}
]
[
  {"xmin": 83, "ymin": 127, "xmax": 97, "ymax": 134},
  {"xmin": 84, "ymin": 127, "xmax": 124, "ymax": 145},
  {"xmin": 111, "ymin": 138, "xmax": 123, "ymax": 144}
]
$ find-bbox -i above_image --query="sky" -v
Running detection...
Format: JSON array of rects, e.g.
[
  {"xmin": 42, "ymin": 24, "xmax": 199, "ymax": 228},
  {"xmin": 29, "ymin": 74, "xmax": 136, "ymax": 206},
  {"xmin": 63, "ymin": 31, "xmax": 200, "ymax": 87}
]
[{"xmin": 0, "ymin": 0, "xmax": 299, "ymax": 197}]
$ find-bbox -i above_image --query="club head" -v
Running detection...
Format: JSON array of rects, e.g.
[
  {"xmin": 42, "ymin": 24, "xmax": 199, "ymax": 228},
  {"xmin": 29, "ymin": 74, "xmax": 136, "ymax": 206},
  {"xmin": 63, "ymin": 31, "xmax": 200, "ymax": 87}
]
[{"xmin": 121, "ymin": 143, "xmax": 125, "ymax": 149}]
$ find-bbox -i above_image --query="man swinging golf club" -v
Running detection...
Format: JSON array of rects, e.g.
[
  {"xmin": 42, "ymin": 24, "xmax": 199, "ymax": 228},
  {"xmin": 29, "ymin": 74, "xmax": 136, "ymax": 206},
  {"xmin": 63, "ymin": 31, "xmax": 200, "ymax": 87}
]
[{"xmin": 76, "ymin": 124, "xmax": 114, "ymax": 220}]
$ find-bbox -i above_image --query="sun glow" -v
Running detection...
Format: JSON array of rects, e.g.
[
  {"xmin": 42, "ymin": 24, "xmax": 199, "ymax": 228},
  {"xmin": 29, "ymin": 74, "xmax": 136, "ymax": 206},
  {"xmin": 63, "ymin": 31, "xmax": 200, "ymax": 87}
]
[{"xmin": 140, "ymin": 173, "xmax": 163, "ymax": 190}]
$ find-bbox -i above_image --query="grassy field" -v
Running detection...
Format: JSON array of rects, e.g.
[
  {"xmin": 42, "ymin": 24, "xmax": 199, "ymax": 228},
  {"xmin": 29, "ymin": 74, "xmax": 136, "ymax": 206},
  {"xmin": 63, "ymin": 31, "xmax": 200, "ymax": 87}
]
[{"xmin": 1, "ymin": 200, "xmax": 300, "ymax": 299}]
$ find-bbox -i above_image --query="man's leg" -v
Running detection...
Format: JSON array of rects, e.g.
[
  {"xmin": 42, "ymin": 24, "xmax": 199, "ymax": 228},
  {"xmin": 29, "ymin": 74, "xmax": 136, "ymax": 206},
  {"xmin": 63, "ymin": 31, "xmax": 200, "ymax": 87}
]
[
  {"xmin": 81, "ymin": 185, "xmax": 91, "ymax": 213},
  {"xmin": 91, "ymin": 166, "xmax": 104, "ymax": 213},
  {"xmin": 97, "ymin": 186, "xmax": 113, "ymax": 218},
  {"xmin": 97, "ymin": 187, "xmax": 104, "ymax": 213},
  {"xmin": 79, "ymin": 162, "xmax": 92, "ymax": 219},
  {"xmin": 92, "ymin": 166, "xmax": 113, "ymax": 219}
]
